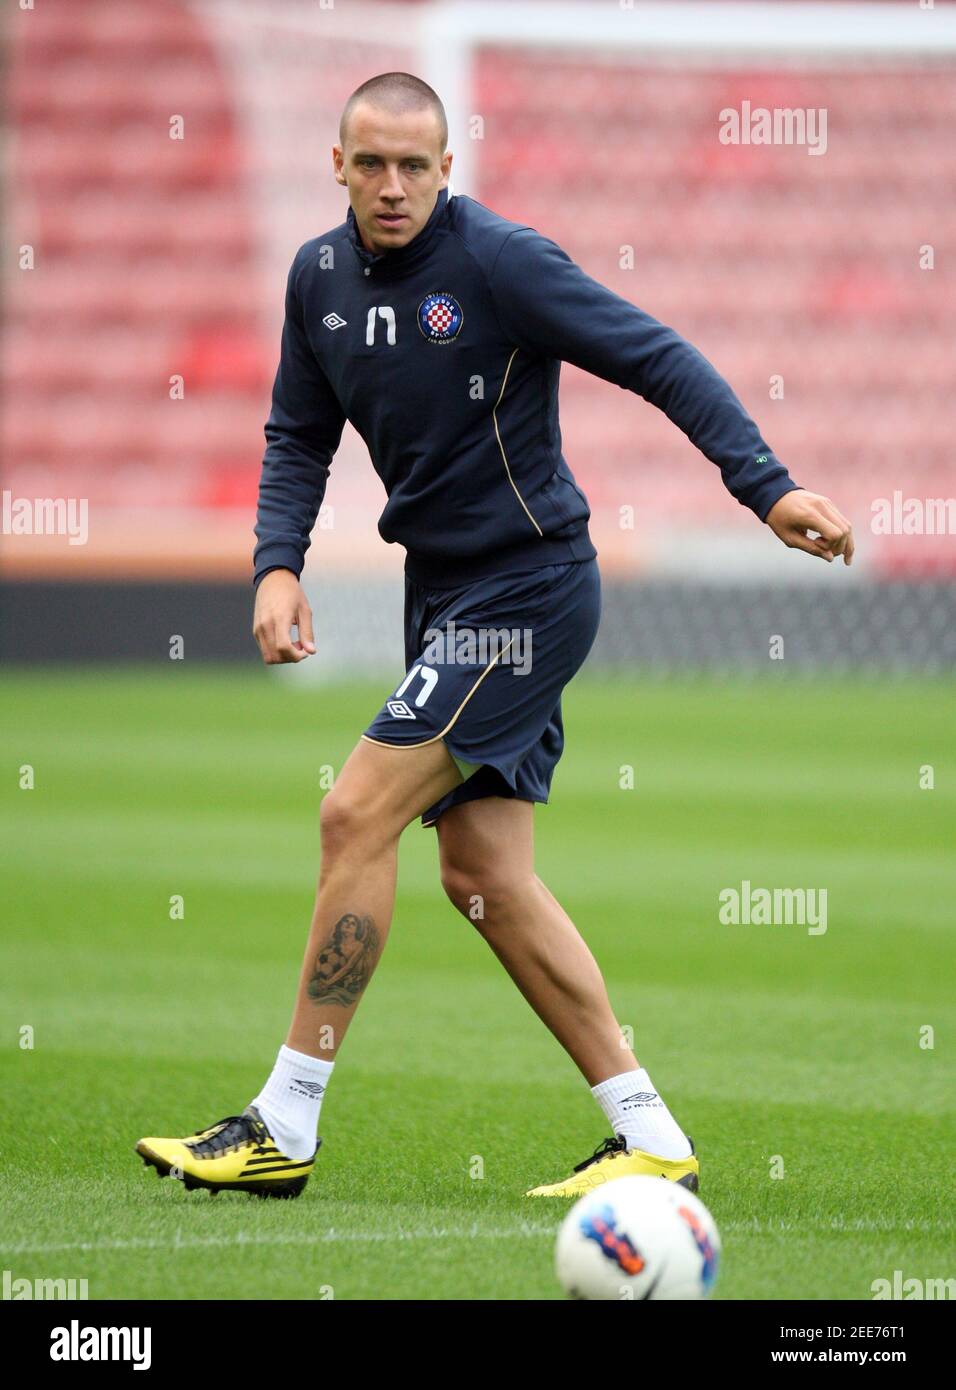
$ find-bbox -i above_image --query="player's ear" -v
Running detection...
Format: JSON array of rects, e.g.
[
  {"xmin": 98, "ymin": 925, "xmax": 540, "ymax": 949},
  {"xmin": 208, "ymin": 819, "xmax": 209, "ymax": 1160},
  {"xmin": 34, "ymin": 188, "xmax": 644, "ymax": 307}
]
[
  {"xmin": 439, "ymin": 150, "xmax": 453, "ymax": 187},
  {"xmin": 332, "ymin": 145, "xmax": 347, "ymax": 186}
]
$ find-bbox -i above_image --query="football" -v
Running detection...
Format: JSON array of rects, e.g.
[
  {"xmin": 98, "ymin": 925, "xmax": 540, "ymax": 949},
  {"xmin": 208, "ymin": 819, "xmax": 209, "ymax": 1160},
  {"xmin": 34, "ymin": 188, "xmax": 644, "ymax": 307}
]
[{"xmin": 555, "ymin": 1175, "xmax": 721, "ymax": 1300}]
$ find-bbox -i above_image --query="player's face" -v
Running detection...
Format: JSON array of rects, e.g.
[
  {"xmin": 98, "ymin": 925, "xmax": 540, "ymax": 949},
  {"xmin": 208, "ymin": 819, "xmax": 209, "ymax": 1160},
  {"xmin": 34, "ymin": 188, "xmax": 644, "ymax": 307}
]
[{"xmin": 334, "ymin": 103, "xmax": 452, "ymax": 255}]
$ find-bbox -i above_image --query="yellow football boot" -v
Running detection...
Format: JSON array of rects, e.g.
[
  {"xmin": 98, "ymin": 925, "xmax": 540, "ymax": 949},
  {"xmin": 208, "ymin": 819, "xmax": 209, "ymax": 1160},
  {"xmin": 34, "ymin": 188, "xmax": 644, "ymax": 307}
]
[
  {"xmin": 526, "ymin": 1134, "xmax": 698, "ymax": 1198},
  {"xmin": 135, "ymin": 1104, "xmax": 317, "ymax": 1199}
]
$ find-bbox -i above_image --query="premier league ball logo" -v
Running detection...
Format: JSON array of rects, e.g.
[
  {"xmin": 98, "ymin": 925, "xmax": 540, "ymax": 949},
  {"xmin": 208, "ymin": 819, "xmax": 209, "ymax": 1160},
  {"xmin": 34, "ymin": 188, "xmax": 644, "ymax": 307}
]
[{"xmin": 418, "ymin": 292, "xmax": 463, "ymax": 343}]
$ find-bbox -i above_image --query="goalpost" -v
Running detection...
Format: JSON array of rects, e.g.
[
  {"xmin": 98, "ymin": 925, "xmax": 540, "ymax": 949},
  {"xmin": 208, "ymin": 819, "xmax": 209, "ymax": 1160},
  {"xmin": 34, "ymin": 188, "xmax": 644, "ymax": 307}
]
[
  {"xmin": 418, "ymin": 1, "xmax": 956, "ymax": 195},
  {"xmin": 199, "ymin": 0, "xmax": 956, "ymax": 674}
]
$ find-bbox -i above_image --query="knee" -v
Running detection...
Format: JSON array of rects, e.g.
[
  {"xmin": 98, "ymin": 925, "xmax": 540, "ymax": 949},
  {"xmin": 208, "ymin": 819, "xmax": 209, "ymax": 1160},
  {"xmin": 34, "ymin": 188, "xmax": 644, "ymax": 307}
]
[
  {"xmin": 319, "ymin": 785, "xmax": 385, "ymax": 860},
  {"xmin": 440, "ymin": 860, "xmax": 479, "ymax": 920},
  {"xmin": 440, "ymin": 858, "xmax": 515, "ymax": 928}
]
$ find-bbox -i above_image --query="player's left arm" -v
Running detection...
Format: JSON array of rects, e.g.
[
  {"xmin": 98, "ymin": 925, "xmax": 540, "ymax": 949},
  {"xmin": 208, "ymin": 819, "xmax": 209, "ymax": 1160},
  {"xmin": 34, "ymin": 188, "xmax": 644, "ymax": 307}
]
[{"xmin": 487, "ymin": 228, "xmax": 853, "ymax": 565}]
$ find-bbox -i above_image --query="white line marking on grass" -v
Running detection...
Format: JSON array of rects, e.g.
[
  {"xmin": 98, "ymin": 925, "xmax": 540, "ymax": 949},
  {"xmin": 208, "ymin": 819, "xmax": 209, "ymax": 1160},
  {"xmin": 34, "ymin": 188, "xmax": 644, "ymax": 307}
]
[
  {"xmin": 725, "ymin": 1217, "xmax": 951, "ymax": 1234},
  {"xmin": 1, "ymin": 1215, "xmax": 949, "ymax": 1257},
  {"xmin": 0, "ymin": 1224, "xmax": 557, "ymax": 1256}
]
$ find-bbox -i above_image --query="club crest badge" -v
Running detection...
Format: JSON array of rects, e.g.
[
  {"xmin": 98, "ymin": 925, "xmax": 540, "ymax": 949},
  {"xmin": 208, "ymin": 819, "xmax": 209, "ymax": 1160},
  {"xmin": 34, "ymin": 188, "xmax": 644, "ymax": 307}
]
[{"xmin": 418, "ymin": 292, "xmax": 463, "ymax": 343}]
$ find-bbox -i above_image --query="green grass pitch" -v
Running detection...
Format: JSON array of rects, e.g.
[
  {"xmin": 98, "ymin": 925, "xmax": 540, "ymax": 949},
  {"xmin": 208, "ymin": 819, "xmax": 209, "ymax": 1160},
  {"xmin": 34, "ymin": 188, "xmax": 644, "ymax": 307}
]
[{"xmin": 2, "ymin": 668, "xmax": 953, "ymax": 1300}]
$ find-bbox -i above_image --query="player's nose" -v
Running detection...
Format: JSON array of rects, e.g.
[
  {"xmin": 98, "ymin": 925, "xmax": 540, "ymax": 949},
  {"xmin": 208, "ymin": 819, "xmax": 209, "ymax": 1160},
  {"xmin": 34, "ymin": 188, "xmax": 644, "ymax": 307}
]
[{"xmin": 380, "ymin": 166, "xmax": 405, "ymax": 200}]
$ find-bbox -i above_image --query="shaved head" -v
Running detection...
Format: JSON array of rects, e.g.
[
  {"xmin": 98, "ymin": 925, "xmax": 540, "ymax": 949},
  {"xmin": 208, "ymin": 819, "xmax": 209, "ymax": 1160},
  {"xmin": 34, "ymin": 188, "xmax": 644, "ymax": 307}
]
[
  {"xmin": 340, "ymin": 72, "xmax": 448, "ymax": 153},
  {"xmin": 333, "ymin": 73, "xmax": 452, "ymax": 255}
]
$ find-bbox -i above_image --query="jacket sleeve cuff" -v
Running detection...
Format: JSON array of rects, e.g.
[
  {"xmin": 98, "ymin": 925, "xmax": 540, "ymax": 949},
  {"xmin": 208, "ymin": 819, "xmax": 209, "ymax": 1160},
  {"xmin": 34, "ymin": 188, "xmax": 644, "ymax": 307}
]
[
  {"xmin": 745, "ymin": 475, "xmax": 803, "ymax": 524},
  {"xmin": 252, "ymin": 544, "xmax": 304, "ymax": 589}
]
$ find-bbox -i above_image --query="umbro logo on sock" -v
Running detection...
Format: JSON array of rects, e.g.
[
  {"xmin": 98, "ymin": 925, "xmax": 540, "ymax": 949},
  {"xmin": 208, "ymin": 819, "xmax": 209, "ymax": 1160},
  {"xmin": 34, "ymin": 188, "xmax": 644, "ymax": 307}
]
[
  {"xmin": 620, "ymin": 1091, "xmax": 663, "ymax": 1107},
  {"xmin": 291, "ymin": 1079, "xmax": 326, "ymax": 1097}
]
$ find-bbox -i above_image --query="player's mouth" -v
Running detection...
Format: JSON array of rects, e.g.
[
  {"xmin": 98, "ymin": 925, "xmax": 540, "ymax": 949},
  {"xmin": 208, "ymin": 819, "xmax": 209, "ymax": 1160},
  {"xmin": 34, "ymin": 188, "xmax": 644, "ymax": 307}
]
[{"xmin": 375, "ymin": 211, "xmax": 408, "ymax": 227}]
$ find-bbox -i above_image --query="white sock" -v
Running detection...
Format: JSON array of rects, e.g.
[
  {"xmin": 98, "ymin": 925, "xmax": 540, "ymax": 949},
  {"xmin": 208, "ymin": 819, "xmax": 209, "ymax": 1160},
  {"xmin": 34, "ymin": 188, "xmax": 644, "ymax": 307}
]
[
  {"xmin": 251, "ymin": 1044, "xmax": 334, "ymax": 1162},
  {"xmin": 591, "ymin": 1067, "xmax": 692, "ymax": 1160}
]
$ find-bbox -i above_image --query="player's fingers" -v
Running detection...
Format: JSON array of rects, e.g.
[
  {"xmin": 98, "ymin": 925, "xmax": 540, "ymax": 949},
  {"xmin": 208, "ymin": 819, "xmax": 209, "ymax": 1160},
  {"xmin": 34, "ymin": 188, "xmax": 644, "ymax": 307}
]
[
  {"xmin": 275, "ymin": 624, "xmax": 307, "ymax": 662},
  {"xmin": 799, "ymin": 504, "xmax": 853, "ymax": 561},
  {"xmin": 258, "ymin": 616, "xmax": 302, "ymax": 664},
  {"xmin": 806, "ymin": 511, "xmax": 844, "ymax": 548},
  {"xmin": 816, "ymin": 498, "xmax": 855, "ymax": 565},
  {"xmin": 817, "ymin": 496, "xmax": 852, "ymax": 533},
  {"xmin": 785, "ymin": 528, "xmax": 836, "ymax": 561},
  {"xmin": 253, "ymin": 620, "xmax": 276, "ymax": 663},
  {"xmin": 296, "ymin": 604, "xmax": 317, "ymax": 656},
  {"xmin": 818, "ymin": 520, "xmax": 852, "ymax": 562}
]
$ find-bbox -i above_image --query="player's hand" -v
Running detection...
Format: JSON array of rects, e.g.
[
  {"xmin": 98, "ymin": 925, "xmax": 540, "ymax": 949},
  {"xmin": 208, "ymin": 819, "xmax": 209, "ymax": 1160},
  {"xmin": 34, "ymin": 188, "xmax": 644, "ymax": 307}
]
[
  {"xmin": 253, "ymin": 569, "xmax": 316, "ymax": 663},
  {"xmin": 765, "ymin": 489, "xmax": 854, "ymax": 566}
]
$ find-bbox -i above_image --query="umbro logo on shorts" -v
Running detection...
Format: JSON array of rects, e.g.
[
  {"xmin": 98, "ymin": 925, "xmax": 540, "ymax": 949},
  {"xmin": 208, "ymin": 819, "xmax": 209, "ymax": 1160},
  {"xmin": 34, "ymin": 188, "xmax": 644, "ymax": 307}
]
[
  {"xmin": 323, "ymin": 312, "xmax": 347, "ymax": 330},
  {"xmin": 386, "ymin": 699, "xmax": 416, "ymax": 719}
]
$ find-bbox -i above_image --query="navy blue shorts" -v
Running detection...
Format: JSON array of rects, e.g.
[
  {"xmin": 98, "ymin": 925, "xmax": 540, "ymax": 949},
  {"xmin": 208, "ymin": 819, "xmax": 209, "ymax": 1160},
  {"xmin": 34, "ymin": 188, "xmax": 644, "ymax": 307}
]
[{"xmin": 362, "ymin": 558, "xmax": 602, "ymax": 825}]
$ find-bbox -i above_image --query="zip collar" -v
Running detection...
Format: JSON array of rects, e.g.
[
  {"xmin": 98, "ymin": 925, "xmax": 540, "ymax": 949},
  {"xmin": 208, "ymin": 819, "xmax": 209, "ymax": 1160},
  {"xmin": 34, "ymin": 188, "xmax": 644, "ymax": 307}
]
[{"xmin": 347, "ymin": 187, "xmax": 452, "ymax": 279}]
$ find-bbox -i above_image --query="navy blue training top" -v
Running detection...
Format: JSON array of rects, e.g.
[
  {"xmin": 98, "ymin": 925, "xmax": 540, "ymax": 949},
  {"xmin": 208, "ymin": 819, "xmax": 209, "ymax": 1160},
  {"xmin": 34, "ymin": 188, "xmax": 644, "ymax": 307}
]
[{"xmin": 253, "ymin": 186, "xmax": 798, "ymax": 589}]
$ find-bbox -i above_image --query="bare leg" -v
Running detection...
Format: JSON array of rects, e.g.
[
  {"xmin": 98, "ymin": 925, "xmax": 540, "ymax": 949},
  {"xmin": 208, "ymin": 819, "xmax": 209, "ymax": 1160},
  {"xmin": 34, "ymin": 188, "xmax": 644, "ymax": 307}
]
[
  {"xmin": 285, "ymin": 737, "xmax": 462, "ymax": 1060},
  {"xmin": 437, "ymin": 797, "xmax": 638, "ymax": 1086}
]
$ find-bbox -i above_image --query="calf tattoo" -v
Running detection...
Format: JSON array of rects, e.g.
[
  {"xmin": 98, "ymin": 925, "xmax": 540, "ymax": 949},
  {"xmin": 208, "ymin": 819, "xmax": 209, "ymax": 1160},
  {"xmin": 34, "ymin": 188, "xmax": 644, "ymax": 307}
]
[{"xmin": 307, "ymin": 912, "xmax": 379, "ymax": 1006}]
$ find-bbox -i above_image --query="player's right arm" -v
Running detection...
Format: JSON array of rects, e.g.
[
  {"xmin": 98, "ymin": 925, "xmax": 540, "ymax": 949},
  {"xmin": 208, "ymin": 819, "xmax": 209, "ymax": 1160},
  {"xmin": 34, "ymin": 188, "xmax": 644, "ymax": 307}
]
[{"xmin": 253, "ymin": 248, "xmax": 347, "ymax": 664}]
